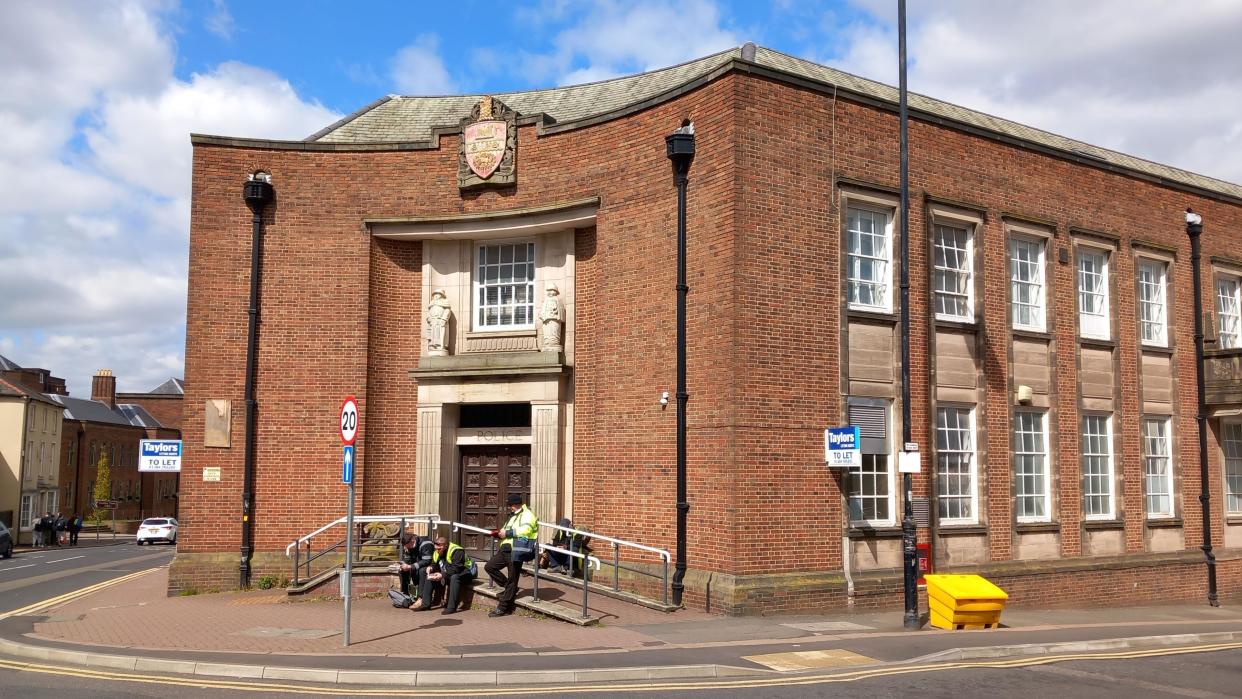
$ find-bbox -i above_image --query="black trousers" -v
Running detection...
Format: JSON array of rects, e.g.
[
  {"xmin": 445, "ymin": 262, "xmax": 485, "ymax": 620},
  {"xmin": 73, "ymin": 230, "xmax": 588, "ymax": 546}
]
[
  {"xmin": 485, "ymin": 545, "xmax": 522, "ymax": 612},
  {"xmin": 69, "ymin": 530, "xmax": 79, "ymax": 545},
  {"xmin": 421, "ymin": 571, "xmax": 474, "ymax": 612},
  {"xmin": 400, "ymin": 565, "xmax": 429, "ymax": 597}
]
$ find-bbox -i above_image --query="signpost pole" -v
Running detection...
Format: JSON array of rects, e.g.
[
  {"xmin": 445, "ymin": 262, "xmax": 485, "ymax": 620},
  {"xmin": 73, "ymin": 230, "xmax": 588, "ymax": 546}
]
[
  {"xmin": 343, "ymin": 479, "xmax": 354, "ymax": 647},
  {"xmin": 339, "ymin": 397, "xmax": 359, "ymax": 648}
]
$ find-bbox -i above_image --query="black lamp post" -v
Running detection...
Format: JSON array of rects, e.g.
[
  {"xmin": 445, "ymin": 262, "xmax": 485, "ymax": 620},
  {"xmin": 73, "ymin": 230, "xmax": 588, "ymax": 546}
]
[
  {"xmin": 897, "ymin": 0, "xmax": 920, "ymax": 630},
  {"xmin": 666, "ymin": 120, "xmax": 694, "ymax": 608},
  {"xmin": 241, "ymin": 172, "xmax": 273, "ymax": 589},
  {"xmin": 1186, "ymin": 208, "xmax": 1220, "ymax": 607}
]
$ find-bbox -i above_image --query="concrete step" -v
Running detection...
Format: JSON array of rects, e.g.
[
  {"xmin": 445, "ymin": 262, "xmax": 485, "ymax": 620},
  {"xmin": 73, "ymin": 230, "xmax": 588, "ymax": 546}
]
[
  {"xmin": 470, "ymin": 580, "xmax": 600, "ymax": 626},
  {"xmin": 526, "ymin": 566, "xmax": 679, "ymax": 613}
]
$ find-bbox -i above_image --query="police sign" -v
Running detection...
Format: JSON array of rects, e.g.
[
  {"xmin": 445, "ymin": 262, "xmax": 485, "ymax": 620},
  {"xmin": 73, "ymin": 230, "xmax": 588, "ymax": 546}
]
[
  {"xmin": 824, "ymin": 426, "xmax": 861, "ymax": 468},
  {"xmin": 139, "ymin": 440, "xmax": 182, "ymax": 472}
]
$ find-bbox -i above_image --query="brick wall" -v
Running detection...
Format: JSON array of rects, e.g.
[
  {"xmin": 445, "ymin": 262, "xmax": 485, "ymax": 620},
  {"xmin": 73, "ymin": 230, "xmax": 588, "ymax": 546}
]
[{"xmin": 174, "ymin": 65, "xmax": 1242, "ymax": 612}]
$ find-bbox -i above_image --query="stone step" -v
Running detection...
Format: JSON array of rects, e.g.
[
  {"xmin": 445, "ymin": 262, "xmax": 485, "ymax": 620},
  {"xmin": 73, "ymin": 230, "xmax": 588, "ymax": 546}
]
[
  {"xmin": 525, "ymin": 565, "xmax": 679, "ymax": 613},
  {"xmin": 470, "ymin": 580, "xmax": 600, "ymax": 626}
]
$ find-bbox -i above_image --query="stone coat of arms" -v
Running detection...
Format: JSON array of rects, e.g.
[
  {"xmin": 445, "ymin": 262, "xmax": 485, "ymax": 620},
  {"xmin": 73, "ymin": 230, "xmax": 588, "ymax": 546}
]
[{"xmin": 459, "ymin": 96, "xmax": 517, "ymax": 189}]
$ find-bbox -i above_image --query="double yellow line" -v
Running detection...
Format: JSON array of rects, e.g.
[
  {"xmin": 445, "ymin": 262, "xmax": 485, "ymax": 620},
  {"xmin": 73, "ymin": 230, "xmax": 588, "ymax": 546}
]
[
  {"xmin": 0, "ymin": 636, "xmax": 1239, "ymax": 696},
  {"xmin": 0, "ymin": 567, "xmax": 159, "ymax": 621}
]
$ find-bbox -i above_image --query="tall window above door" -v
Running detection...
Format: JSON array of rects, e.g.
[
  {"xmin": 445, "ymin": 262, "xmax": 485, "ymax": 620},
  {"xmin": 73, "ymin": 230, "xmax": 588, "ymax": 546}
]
[
  {"xmin": 846, "ymin": 206, "xmax": 893, "ymax": 313},
  {"xmin": 475, "ymin": 241, "xmax": 536, "ymax": 330},
  {"xmin": 933, "ymin": 223, "xmax": 973, "ymax": 321},
  {"xmin": 1077, "ymin": 248, "xmax": 1111, "ymax": 340}
]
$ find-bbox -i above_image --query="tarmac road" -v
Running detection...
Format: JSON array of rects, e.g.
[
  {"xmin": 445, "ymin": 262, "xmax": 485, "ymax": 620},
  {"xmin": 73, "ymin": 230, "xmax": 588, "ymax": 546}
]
[
  {"xmin": 0, "ymin": 540, "xmax": 173, "ymax": 615},
  {"xmin": 0, "ymin": 643, "xmax": 1239, "ymax": 698}
]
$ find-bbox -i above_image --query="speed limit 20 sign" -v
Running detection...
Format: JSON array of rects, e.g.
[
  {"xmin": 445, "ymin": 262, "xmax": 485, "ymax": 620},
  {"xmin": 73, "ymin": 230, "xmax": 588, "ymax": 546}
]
[{"xmin": 340, "ymin": 396, "xmax": 359, "ymax": 445}]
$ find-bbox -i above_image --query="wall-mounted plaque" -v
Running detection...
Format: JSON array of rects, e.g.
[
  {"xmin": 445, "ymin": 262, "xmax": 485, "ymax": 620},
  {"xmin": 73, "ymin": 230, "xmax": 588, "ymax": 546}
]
[{"xmin": 458, "ymin": 95, "xmax": 517, "ymax": 190}]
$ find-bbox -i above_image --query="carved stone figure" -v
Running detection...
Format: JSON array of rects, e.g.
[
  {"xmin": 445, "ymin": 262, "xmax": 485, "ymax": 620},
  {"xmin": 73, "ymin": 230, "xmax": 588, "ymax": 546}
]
[
  {"xmin": 425, "ymin": 288, "xmax": 452, "ymax": 356},
  {"xmin": 539, "ymin": 284, "xmax": 565, "ymax": 351}
]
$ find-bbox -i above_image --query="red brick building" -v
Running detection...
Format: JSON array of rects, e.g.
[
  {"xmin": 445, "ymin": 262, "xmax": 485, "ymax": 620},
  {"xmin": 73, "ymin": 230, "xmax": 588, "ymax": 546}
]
[
  {"xmin": 176, "ymin": 45, "xmax": 1242, "ymax": 612},
  {"xmin": 52, "ymin": 370, "xmax": 181, "ymax": 523}
]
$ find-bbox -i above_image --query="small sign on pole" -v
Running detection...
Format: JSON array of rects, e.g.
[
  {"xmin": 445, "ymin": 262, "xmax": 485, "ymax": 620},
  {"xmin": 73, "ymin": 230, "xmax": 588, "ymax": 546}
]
[
  {"xmin": 342, "ymin": 445, "xmax": 355, "ymax": 484},
  {"xmin": 824, "ymin": 426, "xmax": 862, "ymax": 468},
  {"xmin": 899, "ymin": 450, "xmax": 922, "ymax": 474}
]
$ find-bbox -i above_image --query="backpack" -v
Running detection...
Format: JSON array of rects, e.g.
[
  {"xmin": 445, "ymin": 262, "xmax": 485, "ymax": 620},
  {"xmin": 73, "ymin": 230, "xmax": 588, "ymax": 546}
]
[{"xmin": 388, "ymin": 589, "xmax": 414, "ymax": 608}]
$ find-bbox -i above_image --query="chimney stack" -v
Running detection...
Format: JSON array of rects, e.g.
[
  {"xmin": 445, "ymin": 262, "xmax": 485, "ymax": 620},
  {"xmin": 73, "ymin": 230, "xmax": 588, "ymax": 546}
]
[{"xmin": 91, "ymin": 369, "xmax": 116, "ymax": 408}]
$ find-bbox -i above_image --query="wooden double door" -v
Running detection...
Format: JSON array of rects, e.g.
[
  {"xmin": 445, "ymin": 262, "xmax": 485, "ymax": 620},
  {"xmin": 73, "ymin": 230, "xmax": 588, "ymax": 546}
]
[{"xmin": 458, "ymin": 446, "xmax": 531, "ymax": 552}]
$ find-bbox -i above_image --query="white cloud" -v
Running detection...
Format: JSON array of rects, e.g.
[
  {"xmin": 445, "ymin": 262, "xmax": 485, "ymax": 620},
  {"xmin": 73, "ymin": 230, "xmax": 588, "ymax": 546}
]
[
  {"xmin": 0, "ymin": 1, "xmax": 341, "ymax": 396},
  {"xmin": 390, "ymin": 35, "xmax": 457, "ymax": 95},
  {"xmin": 513, "ymin": 0, "xmax": 740, "ymax": 87},
  {"xmin": 820, "ymin": 0, "xmax": 1242, "ymax": 184},
  {"xmin": 205, "ymin": 0, "xmax": 235, "ymax": 39}
]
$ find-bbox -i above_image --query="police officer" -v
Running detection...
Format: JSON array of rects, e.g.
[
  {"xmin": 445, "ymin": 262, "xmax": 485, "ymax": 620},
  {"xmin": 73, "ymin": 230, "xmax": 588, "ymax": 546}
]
[
  {"xmin": 484, "ymin": 493, "xmax": 538, "ymax": 617},
  {"xmin": 398, "ymin": 532, "xmax": 435, "ymax": 602},
  {"xmin": 418, "ymin": 536, "xmax": 475, "ymax": 614}
]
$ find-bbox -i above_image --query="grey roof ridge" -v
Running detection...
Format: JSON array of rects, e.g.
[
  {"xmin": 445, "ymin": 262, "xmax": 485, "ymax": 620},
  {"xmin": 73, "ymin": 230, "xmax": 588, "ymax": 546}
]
[{"xmin": 305, "ymin": 94, "xmax": 395, "ymax": 142}]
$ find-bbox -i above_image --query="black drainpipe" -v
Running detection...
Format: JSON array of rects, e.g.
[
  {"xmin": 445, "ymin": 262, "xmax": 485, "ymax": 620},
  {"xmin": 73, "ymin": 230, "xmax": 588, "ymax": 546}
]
[
  {"xmin": 1186, "ymin": 208, "xmax": 1219, "ymax": 607},
  {"xmin": 240, "ymin": 173, "xmax": 273, "ymax": 589}
]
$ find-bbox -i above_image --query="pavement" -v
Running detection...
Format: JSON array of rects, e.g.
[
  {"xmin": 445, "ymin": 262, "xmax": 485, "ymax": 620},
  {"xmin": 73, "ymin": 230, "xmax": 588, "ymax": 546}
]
[{"xmin": 3, "ymin": 564, "xmax": 1242, "ymax": 688}]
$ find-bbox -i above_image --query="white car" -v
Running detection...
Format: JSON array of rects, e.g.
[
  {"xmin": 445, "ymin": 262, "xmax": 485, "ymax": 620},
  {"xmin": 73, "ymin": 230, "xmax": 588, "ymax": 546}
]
[{"xmin": 136, "ymin": 517, "xmax": 178, "ymax": 545}]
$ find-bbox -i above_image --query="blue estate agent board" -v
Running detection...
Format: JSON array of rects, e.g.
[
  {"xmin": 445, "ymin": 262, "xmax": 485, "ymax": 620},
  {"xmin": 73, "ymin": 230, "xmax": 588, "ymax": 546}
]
[
  {"xmin": 824, "ymin": 426, "xmax": 861, "ymax": 468},
  {"xmin": 139, "ymin": 440, "xmax": 182, "ymax": 472}
]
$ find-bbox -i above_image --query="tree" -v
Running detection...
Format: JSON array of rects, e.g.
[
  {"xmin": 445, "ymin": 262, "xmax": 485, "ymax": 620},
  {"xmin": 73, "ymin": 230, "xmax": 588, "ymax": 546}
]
[{"xmin": 91, "ymin": 449, "xmax": 111, "ymax": 523}]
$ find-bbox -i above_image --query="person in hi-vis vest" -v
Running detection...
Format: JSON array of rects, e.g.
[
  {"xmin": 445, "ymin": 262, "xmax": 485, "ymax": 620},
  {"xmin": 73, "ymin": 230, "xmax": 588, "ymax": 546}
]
[{"xmin": 484, "ymin": 493, "xmax": 538, "ymax": 617}]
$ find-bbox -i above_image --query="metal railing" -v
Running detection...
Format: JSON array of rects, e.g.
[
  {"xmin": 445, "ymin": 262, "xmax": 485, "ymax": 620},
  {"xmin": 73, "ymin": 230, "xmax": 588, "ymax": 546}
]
[
  {"xmin": 539, "ymin": 520, "xmax": 671, "ymax": 606},
  {"xmin": 284, "ymin": 514, "xmax": 665, "ymax": 613},
  {"xmin": 434, "ymin": 520, "xmax": 601, "ymax": 619},
  {"xmin": 285, "ymin": 514, "xmax": 438, "ymax": 586}
]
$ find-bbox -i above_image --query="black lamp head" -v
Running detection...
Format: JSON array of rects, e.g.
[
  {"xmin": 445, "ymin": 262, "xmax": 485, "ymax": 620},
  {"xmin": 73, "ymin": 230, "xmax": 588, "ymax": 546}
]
[
  {"xmin": 665, "ymin": 121, "xmax": 695, "ymax": 180},
  {"xmin": 243, "ymin": 172, "xmax": 274, "ymax": 214}
]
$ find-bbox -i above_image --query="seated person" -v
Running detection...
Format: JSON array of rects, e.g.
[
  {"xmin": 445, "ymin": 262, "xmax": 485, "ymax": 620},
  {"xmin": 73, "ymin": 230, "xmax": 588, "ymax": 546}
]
[
  {"xmin": 398, "ymin": 532, "xmax": 435, "ymax": 601},
  {"xmin": 416, "ymin": 536, "xmax": 475, "ymax": 614},
  {"xmin": 547, "ymin": 518, "xmax": 574, "ymax": 574}
]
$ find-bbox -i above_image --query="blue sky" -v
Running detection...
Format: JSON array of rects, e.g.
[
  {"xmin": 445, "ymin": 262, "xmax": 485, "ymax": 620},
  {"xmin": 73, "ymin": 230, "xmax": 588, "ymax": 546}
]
[{"xmin": 3, "ymin": 1, "xmax": 1242, "ymax": 396}]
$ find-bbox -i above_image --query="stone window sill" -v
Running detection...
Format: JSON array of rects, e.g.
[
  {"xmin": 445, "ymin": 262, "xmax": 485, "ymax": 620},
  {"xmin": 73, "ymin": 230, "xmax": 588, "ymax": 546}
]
[
  {"xmin": 1140, "ymin": 345, "xmax": 1174, "ymax": 357},
  {"xmin": 1145, "ymin": 517, "xmax": 1183, "ymax": 528},
  {"xmin": 1083, "ymin": 519, "xmax": 1125, "ymax": 530},
  {"xmin": 1012, "ymin": 328, "xmax": 1052, "ymax": 342},
  {"xmin": 847, "ymin": 526, "xmax": 904, "ymax": 539},
  {"xmin": 1015, "ymin": 521, "xmax": 1059, "ymax": 533},
  {"xmin": 937, "ymin": 525, "xmax": 987, "ymax": 535},
  {"xmin": 847, "ymin": 308, "xmax": 898, "ymax": 324},
  {"xmin": 935, "ymin": 318, "xmax": 978, "ymax": 332},
  {"xmin": 1079, "ymin": 337, "xmax": 1117, "ymax": 350}
]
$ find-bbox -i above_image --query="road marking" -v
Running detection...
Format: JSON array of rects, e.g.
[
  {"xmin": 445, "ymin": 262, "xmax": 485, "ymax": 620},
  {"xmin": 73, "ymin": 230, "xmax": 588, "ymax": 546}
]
[
  {"xmin": 1029, "ymin": 663, "xmax": 1234, "ymax": 698},
  {"xmin": 0, "ymin": 567, "xmax": 159, "ymax": 620},
  {"xmin": 1, "ymin": 638, "xmax": 1240, "ymax": 695},
  {"xmin": 42, "ymin": 556, "xmax": 85, "ymax": 565},
  {"xmin": 743, "ymin": 648, "xmax": 876, "ymax": 671},
  {"xmin": 0, "ymin": 565, "xmax": 36, "ymax": 573}
]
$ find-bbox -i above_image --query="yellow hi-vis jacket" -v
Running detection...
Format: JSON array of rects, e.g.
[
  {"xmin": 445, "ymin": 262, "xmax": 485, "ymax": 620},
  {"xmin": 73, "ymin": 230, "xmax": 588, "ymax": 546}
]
[
  {"xmin": 432, "ymin": 542, "xmax": 472, "ymax": 575},
  {"xmin": 500, "ymin": 505, "xmax": 538, "ymax": 548}
]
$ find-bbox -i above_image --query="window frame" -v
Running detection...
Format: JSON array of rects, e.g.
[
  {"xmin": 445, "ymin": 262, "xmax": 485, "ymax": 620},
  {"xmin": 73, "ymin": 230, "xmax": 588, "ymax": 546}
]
[
  {"xmin": 472, "ymin": 238, "xmax": 537, "ymax": 332},
  {"xmin": 1013, "ymin": 409, "xmax": 1052, "ymax": 523},
  {"xmin": 845, "ymin": 203, "xmax": 895, "ymax": 314},
  {"xmin": 935, "ymin": 405, "xmax": 978, "ymax": 525},
  {"xmin": 1224, "ymin": 420, "xmax": 1242, "ymax": 516},
  {"xmin": 1142, "ymin": 416, "xmax": 1175, "ymax": 519},
  {"xmin": 846, "ymin": 397, "xmax": 895, "ymax": 527},
  {"xmin": 19, "ymin": 494, "xmax": 32, "ymax": 530},
  {"xmin": 929, "ymin": 207, "xmax": 980, "ymax": 323},
  {"xmin": 1009, "ymin": 234, "xmax": 1047, "ymax": 332},
  {"xmin": 1076, "ymin": 246, "xmax": 1112, "ymax": 341},
  {"xmin": 1080, "ymin": 413, "xmax": 1116, "ymax": 520},
  {"xmin": 1136, "ymin": 258, "xmax": 1169, "ymax": 347},
  {"xmin": 1217, "ymin": 272, "xmax": 1241, "ymax": 350}
]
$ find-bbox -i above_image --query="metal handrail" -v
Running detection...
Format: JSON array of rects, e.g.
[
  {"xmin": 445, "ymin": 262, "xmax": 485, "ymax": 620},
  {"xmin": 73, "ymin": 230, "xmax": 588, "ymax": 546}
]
[
  {"xmin": 286, "ymin": 514, "xmax": 438, "ymax": 586},
  {"xmin": 539, "ymin": 520, "xmax": 671, "ymax": 605},
  {"xmin": 435, "ymin": 520, "xmax": 601, "ymax": 619},
  {"xmin": 284, "ymin": 514, "xmax": 439, "ymax": 556}
]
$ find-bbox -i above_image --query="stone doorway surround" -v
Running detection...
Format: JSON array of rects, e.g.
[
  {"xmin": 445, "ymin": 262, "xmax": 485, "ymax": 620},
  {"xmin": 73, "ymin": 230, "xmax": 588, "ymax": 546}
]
[{"xmin": 412, "ymin": 371, "xmax": 567, "ymax": 536}]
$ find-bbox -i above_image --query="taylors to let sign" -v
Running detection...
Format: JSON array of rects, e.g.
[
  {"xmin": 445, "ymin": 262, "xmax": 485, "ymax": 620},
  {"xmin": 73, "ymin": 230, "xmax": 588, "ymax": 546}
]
[
  {"xmin": 139, "ymin": 440, "xmax": 182, "ymax": 472},
  {"xmin": 824, "ymin": 426, "xmax": 861, "ymax": 468}
]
